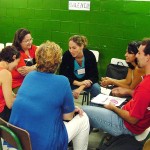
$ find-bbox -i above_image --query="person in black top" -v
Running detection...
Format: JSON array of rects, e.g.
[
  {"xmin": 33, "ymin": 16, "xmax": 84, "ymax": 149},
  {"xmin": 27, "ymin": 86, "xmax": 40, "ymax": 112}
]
[{"xmin": 59, "ymin": 35, "xmax": 100, "ymax": 99}]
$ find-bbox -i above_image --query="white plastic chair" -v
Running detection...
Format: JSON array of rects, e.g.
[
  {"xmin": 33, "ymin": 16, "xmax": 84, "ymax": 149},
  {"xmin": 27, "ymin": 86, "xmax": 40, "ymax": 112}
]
[
  {"xmin": 90, "ymin": 50, "xmax": 99, "ymax": 62},
  {"xmin": 6, "ymin": 42, "xmax": 12, "ymax": 46},
  {"xmin": 0, "ymin": 43, "xmax": 4, "ymax": 52},
  {"xmin": 135, "ymin": 127, "xmax": 150, "ymax": 141}
]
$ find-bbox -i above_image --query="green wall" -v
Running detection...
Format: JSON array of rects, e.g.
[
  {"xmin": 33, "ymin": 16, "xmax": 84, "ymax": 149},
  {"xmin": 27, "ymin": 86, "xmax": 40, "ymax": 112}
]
[{"xmin": 0, "ymin": 0, "xmax": 150, "ymax": 76}]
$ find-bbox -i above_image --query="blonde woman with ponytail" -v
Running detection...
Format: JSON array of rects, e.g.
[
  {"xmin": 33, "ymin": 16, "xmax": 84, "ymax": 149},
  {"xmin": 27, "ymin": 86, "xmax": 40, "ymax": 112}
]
[{"xmin": 59, "ymin": 35, "xmax": 100, "ymax": 99}]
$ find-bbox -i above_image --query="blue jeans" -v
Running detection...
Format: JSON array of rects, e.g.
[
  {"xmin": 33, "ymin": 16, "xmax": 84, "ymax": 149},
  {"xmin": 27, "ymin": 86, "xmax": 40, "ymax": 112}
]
[
  {"xmin": 71, "ymin": 83, "xmax": 101, "ymax": 99},
  {"xmin": 82, "ymin": 106, "xmax": 134, "ymax": 136}
]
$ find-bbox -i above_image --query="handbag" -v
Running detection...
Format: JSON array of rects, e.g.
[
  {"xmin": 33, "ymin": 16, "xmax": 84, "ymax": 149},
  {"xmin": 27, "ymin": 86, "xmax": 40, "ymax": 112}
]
[{"xmin": 106, "ymin": 62, "xmax": 128, "ymax": 80}]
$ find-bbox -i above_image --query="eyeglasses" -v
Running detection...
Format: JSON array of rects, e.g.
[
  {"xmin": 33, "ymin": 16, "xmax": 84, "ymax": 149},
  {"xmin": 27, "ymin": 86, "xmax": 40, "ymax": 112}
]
[{"xmin": 22, "ymin": 38, "xmax": 33, "ymax": 44}]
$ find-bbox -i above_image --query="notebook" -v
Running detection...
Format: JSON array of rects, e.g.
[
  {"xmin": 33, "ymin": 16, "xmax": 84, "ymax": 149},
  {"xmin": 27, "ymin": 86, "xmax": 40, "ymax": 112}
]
[{"xmin": 91, "ymin": 93, "xmax": 126, "ymax": 106}]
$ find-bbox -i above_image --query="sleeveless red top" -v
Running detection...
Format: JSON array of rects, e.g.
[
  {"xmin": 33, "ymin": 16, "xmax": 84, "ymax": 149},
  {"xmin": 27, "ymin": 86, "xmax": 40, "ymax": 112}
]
[
  {"xmin": 0, "ymin": 68, "xmax": 6, "ymax": 113},
  {"xmin": 11, "ymin": 45, "xmax": 37, "ymax": 88}
]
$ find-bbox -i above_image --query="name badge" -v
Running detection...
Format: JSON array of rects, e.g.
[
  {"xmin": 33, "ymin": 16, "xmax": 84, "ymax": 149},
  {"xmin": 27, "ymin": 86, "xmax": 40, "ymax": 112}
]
[{"xmin": 77, "ymin": 68, "xmax": 85, "ymax": 75}]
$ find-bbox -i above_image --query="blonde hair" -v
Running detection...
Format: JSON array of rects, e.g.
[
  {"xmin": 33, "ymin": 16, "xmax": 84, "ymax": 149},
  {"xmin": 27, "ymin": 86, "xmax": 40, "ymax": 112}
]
[
  {"xmin": 36, "ymin": 41, "xmax": 62, "ymax": 73},
  {"xmin": 69, "ymin": 35, "xmax": 88, "ymax": 48}
]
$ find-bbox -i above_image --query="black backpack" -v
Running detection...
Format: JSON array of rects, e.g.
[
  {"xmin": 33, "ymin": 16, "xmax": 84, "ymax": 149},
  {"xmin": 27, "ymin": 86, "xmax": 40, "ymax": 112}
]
[{"xmin": 98, "ymin": 134, "xmax": 143, "ymax": 150}]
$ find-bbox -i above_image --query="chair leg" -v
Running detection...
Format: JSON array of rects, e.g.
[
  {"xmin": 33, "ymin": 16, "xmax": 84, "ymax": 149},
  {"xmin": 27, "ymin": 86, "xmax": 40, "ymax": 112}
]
[
  {"xmin": 82, "ymin": 93, "xmax": 90, "ymax": 105},
  {"xmin": 84, "ymin": 94, "xmax": 87, "ymax": 103},
  {"xmin": 0, "ymin": 139, "xmax": 3, "ymax": 150},
  {"xmin": 81, "ymin": 92, "xmax": 91, "ymax": 105},
  {"xmin": 87, "ymin": 94, "xmax": 89, "ymax": 105},
  {"xmin": 84, "ymin": 94, "xmax": 86, "ymax": 102},
  {"xmin": 82, "ymin": 95, "xmax": 85, "ymax": 105}
]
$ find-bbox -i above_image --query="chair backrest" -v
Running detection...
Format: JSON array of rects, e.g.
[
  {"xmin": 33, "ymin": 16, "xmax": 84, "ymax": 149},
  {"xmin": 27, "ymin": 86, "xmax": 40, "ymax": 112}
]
[
  {"xmin": 0, "ymin": 118, "xmax": 32, "ymax": 150},
  {"xmin": 135, "ymin": 127, "xmax": 150, "ymax": 142},
  {"xmin": 0, "ymin": 43, "xmax": 4, "ymax": 52},
  {"xmin": 90, "ymin": 50, "xmax": 99, "ymax": 62},
  {"xmin": 5, "ymin": 43, "xmax": 12, "ymax": 47}
]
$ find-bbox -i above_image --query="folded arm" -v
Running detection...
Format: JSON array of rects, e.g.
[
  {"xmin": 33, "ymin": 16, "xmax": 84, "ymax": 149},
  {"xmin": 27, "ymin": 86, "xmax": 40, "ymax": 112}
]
[
  {"xmin": 101, "ymin": 69, "xmax": 132, "ymax": 88},
  {"xmin": 17, "ymin": 65, "xmax": 36, "ymax": 76}
]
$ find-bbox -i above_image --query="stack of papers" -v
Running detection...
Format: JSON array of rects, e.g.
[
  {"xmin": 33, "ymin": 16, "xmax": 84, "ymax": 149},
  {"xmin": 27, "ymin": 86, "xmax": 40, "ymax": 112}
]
[{"xmin": 91, "ymin": 93, "xmax": 126, "ymax": 106}]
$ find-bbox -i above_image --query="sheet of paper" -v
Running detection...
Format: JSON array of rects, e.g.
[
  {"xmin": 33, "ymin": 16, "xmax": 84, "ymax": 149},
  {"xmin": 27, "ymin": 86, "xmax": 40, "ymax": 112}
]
[
  {"xmin": 91, "ymin": 94, "xmax": 126, "ymax": 106},
  {"xmin": 101, "ymin": 87, "xmax": 111, "ymax": 95}
]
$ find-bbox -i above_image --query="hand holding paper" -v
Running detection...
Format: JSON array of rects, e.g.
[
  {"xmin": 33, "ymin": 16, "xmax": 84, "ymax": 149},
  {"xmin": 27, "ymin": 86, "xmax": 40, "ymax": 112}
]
[{"xmin": 104, "ymin": 101, "xmax": 116, "ymax": 110}]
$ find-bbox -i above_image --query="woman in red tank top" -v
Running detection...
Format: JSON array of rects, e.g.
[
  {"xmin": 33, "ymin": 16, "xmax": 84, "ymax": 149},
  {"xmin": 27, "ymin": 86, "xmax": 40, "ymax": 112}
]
[
  {"xmin": 0, "ymin": 46, "xmax": 20, "ymax": 121},
  {"xmin": 11, "ymin": 28, "xmax": 37, "ymax": 94}
]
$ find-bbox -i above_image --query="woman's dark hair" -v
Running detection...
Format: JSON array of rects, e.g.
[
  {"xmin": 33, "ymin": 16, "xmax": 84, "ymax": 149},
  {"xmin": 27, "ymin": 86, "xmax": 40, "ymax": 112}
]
[
  {"xmin": 127, "ymin": 41, "xmax": 141, "ymax": 70},
  {"xmin": 0, "ymin": 46, "xmax": 20, "ymax": 63},
  {"xmin": 12, "ymin": 28, "xmax": 30, "ymax": 51}
]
